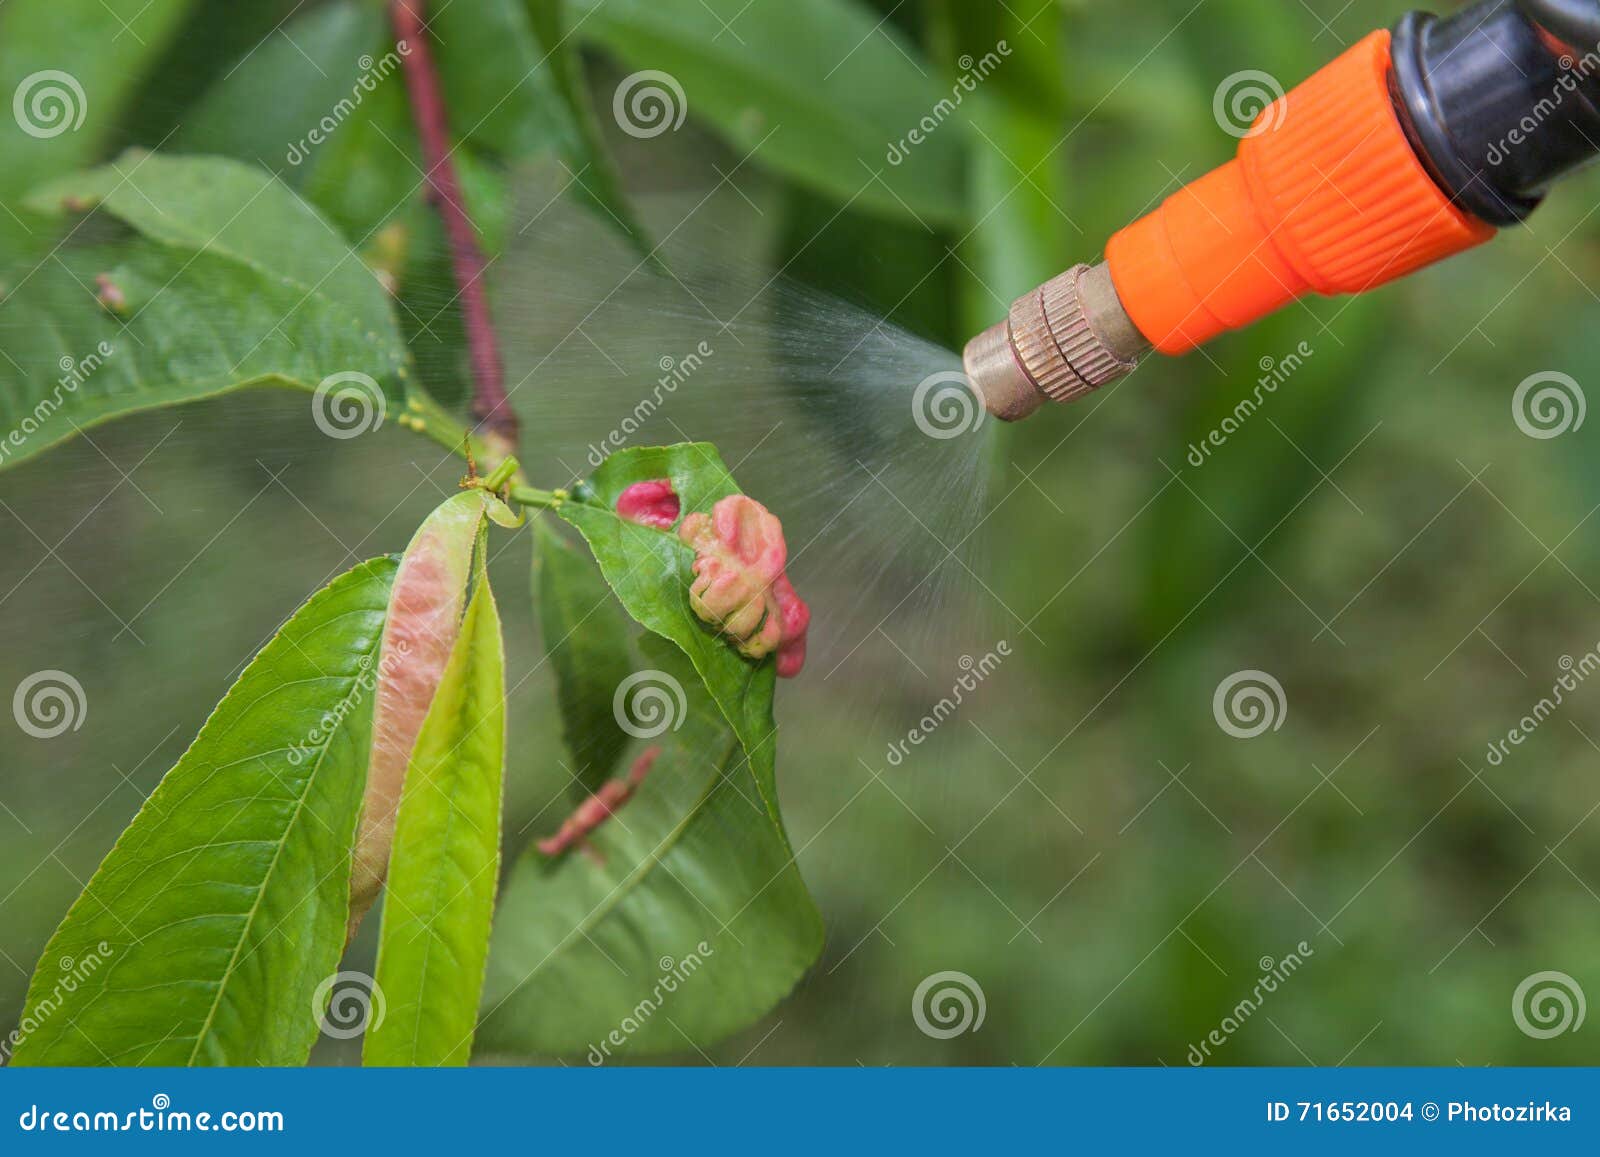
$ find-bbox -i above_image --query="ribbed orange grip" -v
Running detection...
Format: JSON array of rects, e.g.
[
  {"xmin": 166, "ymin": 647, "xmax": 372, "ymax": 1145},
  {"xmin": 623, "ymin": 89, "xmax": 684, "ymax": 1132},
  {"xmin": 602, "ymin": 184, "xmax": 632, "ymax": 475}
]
[{"xmin": 1105, "ymin": 30, "xmax": 1494, "ymax": 355}]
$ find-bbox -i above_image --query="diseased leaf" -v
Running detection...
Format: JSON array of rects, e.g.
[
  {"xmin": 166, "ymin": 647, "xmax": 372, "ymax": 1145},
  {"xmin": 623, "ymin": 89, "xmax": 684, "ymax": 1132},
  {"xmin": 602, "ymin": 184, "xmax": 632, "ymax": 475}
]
[
  {"xmin": 480, "ymin": 636, "xmax": 822, "ymax": 1058},
  {"xmin": 352, "ymin": 492, "xmax": 492, "ymax": 922},
  {"xmin": 534, "ymin": 518, "xmax": 634, "ymax": 792},
  {"xmin": 10, "ymin": 557, "xmax": 398, "ymax": 1066},
  {"xmin": 366, "ymin": 565, "xmax": 506, "ymax": 1067},
  {"xmin": 571, "ymin": 0, "xmax": 967, "ymax": 227},
  {"xmin": 0, "ymin": 152, "xmax": 409, "ymax": 473},
  {"xmin": 556, "ymin": 443, "xmax": 784, "ymax": 819}
]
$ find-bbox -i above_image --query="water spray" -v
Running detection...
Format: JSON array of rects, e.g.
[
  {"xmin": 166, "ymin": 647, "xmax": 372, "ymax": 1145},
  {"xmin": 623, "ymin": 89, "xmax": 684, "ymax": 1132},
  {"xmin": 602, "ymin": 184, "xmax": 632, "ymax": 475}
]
[{"xmin": 964, "ymin": 0, "xmax": 1600, "ymax": 420}]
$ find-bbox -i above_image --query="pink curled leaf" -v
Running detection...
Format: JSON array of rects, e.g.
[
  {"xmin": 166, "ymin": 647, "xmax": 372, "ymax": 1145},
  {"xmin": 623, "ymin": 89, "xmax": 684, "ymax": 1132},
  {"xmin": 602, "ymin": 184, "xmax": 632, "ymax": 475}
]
[
  {"xmin": 538, "ymin": 746, "xmax": 661, "ymax": 858},
  {"xmin": 677, "ymin": 495, "xmax": 811, "ymax": 676},
  {"xmin": 616, "ymin": 479, "xmax": 681, "ymax": 529},
  {"xmin": 349, "ymin": 491, "xmax": 487, "ymax": 929}
]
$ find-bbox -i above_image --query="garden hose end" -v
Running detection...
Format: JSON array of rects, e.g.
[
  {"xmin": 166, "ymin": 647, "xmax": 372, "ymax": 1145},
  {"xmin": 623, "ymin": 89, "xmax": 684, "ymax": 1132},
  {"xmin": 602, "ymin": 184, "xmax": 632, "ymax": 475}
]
[
  {"xmin": 961, "ymin": 262, "xmax": 1147, "ymax": 422},
  {"xmin": 965, "ymin": 2, "xmax": 1600, "ymax": 423}
]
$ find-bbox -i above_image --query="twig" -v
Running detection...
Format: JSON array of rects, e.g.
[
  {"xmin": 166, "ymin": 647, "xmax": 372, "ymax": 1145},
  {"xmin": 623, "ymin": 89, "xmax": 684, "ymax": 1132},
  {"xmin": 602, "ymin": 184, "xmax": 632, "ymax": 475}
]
[{"xmin": 390, "ymin": 0, "xmax": 518, "ymax": 457}]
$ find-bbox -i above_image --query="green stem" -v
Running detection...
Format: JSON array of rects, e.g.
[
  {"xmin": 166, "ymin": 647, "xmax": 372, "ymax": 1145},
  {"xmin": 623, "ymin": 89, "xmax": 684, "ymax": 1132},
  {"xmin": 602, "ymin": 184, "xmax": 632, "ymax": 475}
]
[{"xmin": 508, "ymin": 484, "xmax": 567, "ymax": 511}]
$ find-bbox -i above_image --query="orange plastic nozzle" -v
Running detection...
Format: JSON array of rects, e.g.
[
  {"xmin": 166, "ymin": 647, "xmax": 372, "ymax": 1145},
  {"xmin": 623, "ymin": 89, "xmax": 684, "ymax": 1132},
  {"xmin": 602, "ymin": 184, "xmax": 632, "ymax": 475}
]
[{"xmin": 1105, "ymin": 30, "xmax": 1495, "ymax": 356}]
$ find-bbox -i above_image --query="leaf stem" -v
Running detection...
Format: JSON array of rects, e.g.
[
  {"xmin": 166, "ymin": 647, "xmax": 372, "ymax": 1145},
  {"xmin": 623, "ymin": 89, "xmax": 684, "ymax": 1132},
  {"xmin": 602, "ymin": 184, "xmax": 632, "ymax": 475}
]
[
  {"xmin": 508, "ymin": 484, "xmax": 567, "ymax": 510},
  {"xmin": 390, "ymin": 0, "xmax": 519, "ymax": 458}
]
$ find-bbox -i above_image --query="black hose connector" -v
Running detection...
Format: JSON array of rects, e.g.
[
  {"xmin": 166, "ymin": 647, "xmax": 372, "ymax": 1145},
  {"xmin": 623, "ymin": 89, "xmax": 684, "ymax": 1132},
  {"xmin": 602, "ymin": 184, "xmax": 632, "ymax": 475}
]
[{"xmin": 1390, "ymin": 0, "xmax": 1600, "ymax": 226}]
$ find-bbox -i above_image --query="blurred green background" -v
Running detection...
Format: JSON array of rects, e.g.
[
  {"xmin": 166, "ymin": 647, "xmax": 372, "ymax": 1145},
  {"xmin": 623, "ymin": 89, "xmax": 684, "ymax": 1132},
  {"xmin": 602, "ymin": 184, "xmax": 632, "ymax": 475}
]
[{"xmin": 3, "ymin": 0, "xmax": 1599, "ymax": 1065}]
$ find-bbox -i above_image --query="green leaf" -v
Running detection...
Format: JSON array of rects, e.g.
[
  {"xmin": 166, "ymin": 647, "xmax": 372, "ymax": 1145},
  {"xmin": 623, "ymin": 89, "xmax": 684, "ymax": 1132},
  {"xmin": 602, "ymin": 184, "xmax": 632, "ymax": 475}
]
[
  {"xmin": 556, "ymin": 443, "xmax": 782, "ymax": 818},
  {"xmin": 481, "ymin": 445, "xmax": 823, "ymax": 1057},
  {"xmin": 480, "ymin": 636, "xmax": 823, "ymax": 1058},
  {"xmin": 365, "ymin": 565, "xmax": 507, "ymax": 1067},
  {"xmin": 521, "ymin": 0, "xmax": 652, "ymax": 253},
  {"xmin": 571, "ymin": 0, "xmax": 968, "ymax": 227},
  {"xmin": 0, "ymin": 0, "xmax": 198, "ymax": 253},
  {"xmin": 534, "ymin": 518, "xmax": 635, "ymax": 792},
  {"xmin": 0, "ymin": 152, "xmax": 409, "ymax": 473},
  {"xmin": 10, "ymin": 557, "xmax": 398, "ymax": 1066},
  {"xmin": 176, "ymin": 2, "xmax": 389, "ymax": 188}
]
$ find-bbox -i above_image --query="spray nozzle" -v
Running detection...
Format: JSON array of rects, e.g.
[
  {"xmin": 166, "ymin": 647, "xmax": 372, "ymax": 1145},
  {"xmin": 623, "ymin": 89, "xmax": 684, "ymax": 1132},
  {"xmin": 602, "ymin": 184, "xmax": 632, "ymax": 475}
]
[{"xmin": 962, "ymin": 262, "xmax": 1148, "ymax": 422}]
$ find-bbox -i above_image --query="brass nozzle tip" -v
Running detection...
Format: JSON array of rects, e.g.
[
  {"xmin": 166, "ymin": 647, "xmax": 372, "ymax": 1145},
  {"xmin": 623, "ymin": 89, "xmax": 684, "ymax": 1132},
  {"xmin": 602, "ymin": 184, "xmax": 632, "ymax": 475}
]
[{"xmin": 961, "ymin": 261, "xmax": 1149, "ymax": 422}]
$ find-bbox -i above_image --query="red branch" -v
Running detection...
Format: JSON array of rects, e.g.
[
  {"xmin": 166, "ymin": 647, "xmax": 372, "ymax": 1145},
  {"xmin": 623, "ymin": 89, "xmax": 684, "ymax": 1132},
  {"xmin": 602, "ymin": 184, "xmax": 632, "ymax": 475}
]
[{"xmin": 390, "ymin": 0, "xmax": 518, "ymax": 454}]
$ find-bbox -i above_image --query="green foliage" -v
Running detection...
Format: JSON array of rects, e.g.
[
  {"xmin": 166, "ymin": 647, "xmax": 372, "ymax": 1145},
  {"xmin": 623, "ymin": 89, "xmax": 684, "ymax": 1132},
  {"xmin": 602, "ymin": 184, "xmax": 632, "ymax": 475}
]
[
  {"xmin": 480, "ymin": 637, "xmax": 823, "ymax": 1057},
  {"xmin": 10, "ymin": 558, "xmax": 398, "ymax": 1066},
  {"xmin": 571, "ymin": 0, "xmax": 967, "ymax": 226},
  {"xmin": 0, "ymin": 153, "xmax": 408, "ymax": 472},
  {"xmin": 556, "ymin": 444, "xmax": 787, "ymax": 818},
  {"xmin": 367, "ymin": 563, "xmax": 507, "ymax": 1067},
  {"xmin": 0, "ymin": 0, "xmax": 197, "ymax": 253},
  {"xmin": 534, "ymin": 518, "xmax": 635, "ymax": 793}
]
